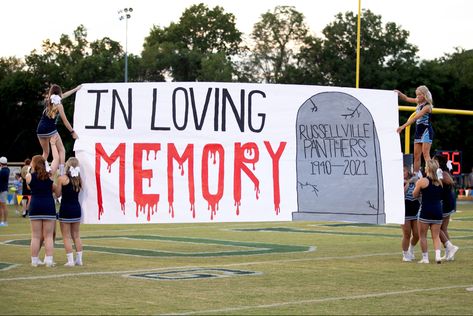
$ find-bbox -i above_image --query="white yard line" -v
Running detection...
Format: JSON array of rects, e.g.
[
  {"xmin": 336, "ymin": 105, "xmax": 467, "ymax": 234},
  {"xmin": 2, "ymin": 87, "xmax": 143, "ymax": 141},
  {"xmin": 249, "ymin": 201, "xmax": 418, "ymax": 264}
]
[
  {"xmin": 0, "ymin": 251, "xmax": 411, "ymax": 282},
  {"xmin": 168, "ymin": 284, "xmax": 473, "ymax": 315}
]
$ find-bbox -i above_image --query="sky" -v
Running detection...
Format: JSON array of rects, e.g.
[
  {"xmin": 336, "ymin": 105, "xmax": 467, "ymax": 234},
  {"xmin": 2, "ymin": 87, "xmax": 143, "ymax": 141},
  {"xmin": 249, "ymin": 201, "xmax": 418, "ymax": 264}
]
[{"xmin": 1, "ymin": 0, "xmax": 472, "ymax": 61}]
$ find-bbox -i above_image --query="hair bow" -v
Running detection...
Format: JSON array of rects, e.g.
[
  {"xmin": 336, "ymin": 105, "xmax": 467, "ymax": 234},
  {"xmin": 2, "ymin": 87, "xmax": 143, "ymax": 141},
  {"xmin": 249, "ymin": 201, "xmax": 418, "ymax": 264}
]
[
  {"xmin": 446, "ymin": 160, "xmax": 453, "ymax": 171},
  {"xmin": 45, "ymin": 161, "xmax": 51, "ymax": 172},
  {"xmin": 436, "ymin": 168, "xmax": 443, "ymax": 180},
  {"xmin": 69, "ymin": 166, "xmax": 80, "ymax": 177},
  {"xmin": 50, "ymin": 94, "xmax": 62, "ymax": 105}
]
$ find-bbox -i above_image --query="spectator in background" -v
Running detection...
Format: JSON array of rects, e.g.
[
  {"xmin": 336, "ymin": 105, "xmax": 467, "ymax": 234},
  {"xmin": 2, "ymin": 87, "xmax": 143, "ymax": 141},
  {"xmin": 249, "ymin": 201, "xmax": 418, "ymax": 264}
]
[
  {"xmin": 13, "ymin": 173, "xmax": 22, "ymax": 215},
  {"xmin": 467, "ymin": 167, "xmax": 473, "ymax": 190},
  {"xmin": 20, "ymin": 159, "xmax": 32, "ymax": 217},
  {"xmin": 0, "ymin": 156, "xmax": 10, "ymax": 226}
]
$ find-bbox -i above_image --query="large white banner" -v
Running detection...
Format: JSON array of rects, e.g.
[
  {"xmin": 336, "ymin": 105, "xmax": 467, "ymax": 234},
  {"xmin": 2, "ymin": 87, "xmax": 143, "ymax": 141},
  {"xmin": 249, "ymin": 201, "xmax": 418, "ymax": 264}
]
[{"xmin": 73, "ymin": 82, "xmax": 404, "ymax": 224}]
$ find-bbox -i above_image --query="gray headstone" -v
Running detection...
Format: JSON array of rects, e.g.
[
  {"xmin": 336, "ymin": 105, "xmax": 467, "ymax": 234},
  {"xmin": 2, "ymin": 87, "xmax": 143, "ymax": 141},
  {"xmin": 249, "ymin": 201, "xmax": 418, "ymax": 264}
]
[{"xmin": 292, "ymin": 92, "xmax": 385, "ymax": 224}]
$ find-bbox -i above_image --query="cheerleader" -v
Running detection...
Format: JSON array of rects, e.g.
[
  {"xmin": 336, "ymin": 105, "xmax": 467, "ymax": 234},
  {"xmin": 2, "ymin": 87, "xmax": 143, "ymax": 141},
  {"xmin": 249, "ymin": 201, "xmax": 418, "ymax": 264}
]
[
  {"xmin": 36, "ymin": 84, "xmax": 81, "ymax": 175},
  {"xmin": 55, "ymin": 157, "xmax": 83, "ymax": 266},
  {"xmin": 401, "ymin": 165, "xmax": 420, "ymax": 262},
  {"xmin": 396, "ymin": 86, "xmax": 434, "ymax": 178},
  {"xmin": 26, "ymin": 136, "xmax": 60, "ymax": 267},
  {"xmin": 413, "ymin": 159, "xmax": 443, "ymax": 264},
  {"xmin": 434, "ymin": 155, "xmax": 459, "ymax": 261}
]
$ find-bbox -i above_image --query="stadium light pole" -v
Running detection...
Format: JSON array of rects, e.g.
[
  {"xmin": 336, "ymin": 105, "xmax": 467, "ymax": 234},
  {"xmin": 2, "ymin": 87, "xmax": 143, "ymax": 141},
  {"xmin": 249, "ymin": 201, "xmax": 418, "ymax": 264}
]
[{"xmin": 118, "ymin": 7, "xmax": 133, "ymax": 82}]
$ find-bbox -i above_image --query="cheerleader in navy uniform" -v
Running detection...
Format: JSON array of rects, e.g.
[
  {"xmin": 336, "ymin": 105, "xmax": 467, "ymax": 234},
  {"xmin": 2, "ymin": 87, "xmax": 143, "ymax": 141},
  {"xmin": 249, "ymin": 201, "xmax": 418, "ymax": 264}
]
[
  {"xmin": 434, "ymin": 154, "xmax": 459, "ymax": 261},
  {"xmin": 396, "ymin": 86, "xmax": 434, "ymax": 177},
  {"xmin": 25, "ymin": 135, "xmax": 60, "ymax": 267},
  {"xmin": 55, "ymin": 157, "xmax": 83, "ymax": 266},
  {"xmin": 37, "ymin": 84, "xmax": 81, "ymax": 175},
  {"xmin": 401, "ymin": 166, "xmax": 420, "ymax": 262},
  {"xmin": 413, "ymin": 159, "xmax": 444, "ymax": 264}
]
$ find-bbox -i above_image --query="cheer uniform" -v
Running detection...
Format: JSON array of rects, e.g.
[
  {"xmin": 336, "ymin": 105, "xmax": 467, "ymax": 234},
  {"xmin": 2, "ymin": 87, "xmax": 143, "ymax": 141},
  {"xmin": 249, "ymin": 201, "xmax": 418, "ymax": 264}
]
[
  {"xmin": 442, "ymin": 182, "xmax": 456, "ymax": 217},
  {"xmin": 28, "ymin": 173, "xmax": 56, "ymax": 221},
  {"xmin": 418, "ymin": 177, "xmax": 443, "ymax": 225},
  {"xmin": 414, "ymin": 103, "xmax": 434, "ymax": 144},
  {"xmin": 36, "ymin": 108, "xmax": 58, "ymax": 138},
  {"xmin": 58, "ymin": 179, "xmax": 81, "ymax": 223},
  {"xmin": 404, "ymin": 181, "xmax": 420, "ymax": 221}
]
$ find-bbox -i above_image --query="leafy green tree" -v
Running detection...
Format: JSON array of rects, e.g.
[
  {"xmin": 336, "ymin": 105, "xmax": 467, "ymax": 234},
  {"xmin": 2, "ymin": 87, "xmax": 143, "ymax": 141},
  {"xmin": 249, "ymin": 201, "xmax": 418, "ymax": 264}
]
[
  {"xmin": 141, "ymin": 3, "xmax": 242, "ymax": 81},
  {"xmin": 0, "ymin": 58, "xmax": 43, "ymax": 160},
  {"xmin": 249, "ymin": 6, "xmax": 308, "ymax": 83},
  {"xmin": 1, "ymin": 25, "xmax": 132, "ymax": 161},
  {"xmin": 296, "ymin": 10, "xmax": 418, "ymax": 88}
]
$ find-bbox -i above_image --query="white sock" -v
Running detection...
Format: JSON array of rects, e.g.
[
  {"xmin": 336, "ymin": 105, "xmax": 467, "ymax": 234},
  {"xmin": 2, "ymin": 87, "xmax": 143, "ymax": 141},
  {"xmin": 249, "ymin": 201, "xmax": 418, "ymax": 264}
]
[
  {"xmin": 402, "ymin": 251, "xmax": 409, "ymax": 257},
  {"xmin": 408, "ymin": 244, "xmax": 415, "ymax": 254},
  {"xmin": 435, "ymin": 249, "xmax": 441, "ymax": 260},
  {"xmin": 76, "ymin": 251, "xmax": 83, "ymax": 263},
  {"xmin": 422, "ymin": 252, "xmax": 428, "ymax": 260},
  {"xmin": 66, "ymin": 252, "xmax": 74, "ymax": 264},
  {"xmin": 31, "ymin": 256, "xmax": 39, "ymax": 265},
  {"xmin": 44, "ymin": 255, "xmax": 53, "ymax": 264},
  {"xmin": 445, "ymin": 240, "xmax": 453, "ymax": 249}
]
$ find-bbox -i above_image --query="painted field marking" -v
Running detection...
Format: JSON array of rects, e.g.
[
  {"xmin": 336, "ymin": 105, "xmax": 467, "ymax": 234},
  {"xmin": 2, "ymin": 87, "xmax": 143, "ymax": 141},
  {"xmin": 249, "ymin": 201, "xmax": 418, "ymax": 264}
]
[
  {"xmin": 0, "ymin": 262, "xmax": 19, "ymax": 271},
  {"xmin": 167, "ymin": 284, "xmax": 473, "ymax": 315},
  {"xmin": 3, "ymin": 234, "xmax": 314, "ymax": 257},
  {"xmin": 233, "ymin": 227, "xmax": 401, "ymax": 238},
  {"xmin": 127, "ymin": 268, "xmax": 261, "ymax": 281},
  {"xmin": 0, "ymin": 251, "xmax": 414, "ymax": 282}
]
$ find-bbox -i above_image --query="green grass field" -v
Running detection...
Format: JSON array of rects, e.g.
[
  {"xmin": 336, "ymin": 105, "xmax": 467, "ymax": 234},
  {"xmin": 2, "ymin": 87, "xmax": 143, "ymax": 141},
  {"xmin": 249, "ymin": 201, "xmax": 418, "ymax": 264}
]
[{"xmin": 1, "ymin": 203, "xmax": 472, "ymax": 315}]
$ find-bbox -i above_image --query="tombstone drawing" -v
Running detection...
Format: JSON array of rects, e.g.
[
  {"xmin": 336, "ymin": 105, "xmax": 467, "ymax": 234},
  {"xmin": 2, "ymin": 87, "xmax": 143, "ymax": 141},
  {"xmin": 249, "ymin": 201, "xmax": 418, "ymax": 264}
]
[{"xmin": 293, "ymin": 92, "xmax": 385, "ymax": 224}]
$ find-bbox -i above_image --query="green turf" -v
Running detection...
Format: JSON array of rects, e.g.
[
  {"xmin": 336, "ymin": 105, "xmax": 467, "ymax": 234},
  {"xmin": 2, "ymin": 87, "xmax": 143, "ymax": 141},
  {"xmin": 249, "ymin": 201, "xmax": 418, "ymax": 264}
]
[{"xmin": 1, "ymin": 203, "xmax": 472, "ymax": 315}]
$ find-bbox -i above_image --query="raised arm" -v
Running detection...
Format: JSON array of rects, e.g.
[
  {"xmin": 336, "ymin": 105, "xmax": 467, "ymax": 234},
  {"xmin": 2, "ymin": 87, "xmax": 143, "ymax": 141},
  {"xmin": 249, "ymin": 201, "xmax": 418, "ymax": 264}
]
[
  {"xmin": 57, "ymin": 104, "xmax": 78, "ymax": 139},
  {"xmin": 394, "ymin": 90, "xmax": 417, "ymax": 104},
  {"xmin": 54, "ymin": 176, "xmax": 64, "ymax": 197},
  {"xmin": 62, "ymin": 85, "xmax": 82, "ymax": 99}
]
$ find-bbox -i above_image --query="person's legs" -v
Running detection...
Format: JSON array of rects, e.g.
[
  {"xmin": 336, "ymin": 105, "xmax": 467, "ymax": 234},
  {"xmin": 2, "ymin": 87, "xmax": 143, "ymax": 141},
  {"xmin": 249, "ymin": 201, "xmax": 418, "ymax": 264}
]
[
  {"xmin": 30, "ymin": 220, "xmax": 43, "ymax": 266},
  {"xmin": 401, "ymin": 222, "xmax": 411, "ymax": 251},
  {"xmin": 430, "ymin": 224, "xmax": 442, "ymax": 263},
  {"xmin": 42, "ymin": 220, "xmax": 56, "ymax": 266},
  {"xmin": 401, "ymin": 221, "xmax": 413, "ymax": 261},
  {"xmin": 408, "ymin": 220, "xmax": 419, "ymax": 258},
  {"xmin": 71, "ymin": 222, "xmax": 83, "ymax": 265},
  {"xmin": 21, "ymin": 196, "xmax": 29, "ymax": 217},
  {"xmin": 440, "ymin": 216, "xmax": 451, "ymax": 243},
  {"xmin": 418, "ymin": 221, "xmax": 429, "ymax": 263},
  {"xmin": 422, "ymin": 142, "xmax": 432, "ymax": 164},
  {"xmin": 413, "ymin": 143, "xmax": 423, "ymax": 174},
  {"xmin": 0, "ymin": 199, "xmax": 6, "ymax": 224},
  {"xmin": 60, "ymin": 222, "xmax": 73, "ymax": 253},
  {"xmin": 410, "ymin": 220, "xmax": 419, "ymax": 246},
  {"xmin": 54, "ymin": 135, "xmax": 66, "ymax": 173},
  {"xmin": 38, "ymin": 136, "xmax": 50, "ymax": 161},
  {"xmin": 60, "ymin": 222, "xmax": 75, "ymax": 266}
]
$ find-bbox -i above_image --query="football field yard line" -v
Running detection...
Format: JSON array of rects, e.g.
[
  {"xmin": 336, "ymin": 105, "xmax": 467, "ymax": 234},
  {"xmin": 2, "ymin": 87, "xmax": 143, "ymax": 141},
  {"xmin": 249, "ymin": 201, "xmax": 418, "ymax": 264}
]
[
  {"xmin": 1, "ymin": 245, "xmax": 472, "ymax": 282},
  {"xmin": 167, "ymin": 284, "xmax": 473, "ymax": 315},
  {"xmin": 0, "ymin": 251, "xmax": 403, "ymax": 282}
]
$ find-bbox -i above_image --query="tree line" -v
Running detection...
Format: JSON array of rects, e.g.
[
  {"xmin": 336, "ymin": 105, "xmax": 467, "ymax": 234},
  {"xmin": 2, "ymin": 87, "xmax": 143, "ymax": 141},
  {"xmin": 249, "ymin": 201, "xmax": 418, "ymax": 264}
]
[{"xmin": 1, "ymin": 4, "xmax": 472, "ymax": 172}]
